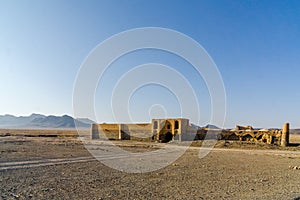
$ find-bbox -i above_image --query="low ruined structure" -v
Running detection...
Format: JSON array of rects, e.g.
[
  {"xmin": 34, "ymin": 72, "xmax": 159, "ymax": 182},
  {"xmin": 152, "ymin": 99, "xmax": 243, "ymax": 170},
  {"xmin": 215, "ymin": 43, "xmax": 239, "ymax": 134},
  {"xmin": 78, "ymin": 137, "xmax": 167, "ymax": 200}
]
[
  {"xmin": 235, "ymin": 125, "xmax": 254, "ymax": 131},
  {"xmin": 91, "ymin": 119, "xmax": 290, "ymax": 146},
  {"xmin": 221, "ymin": 123, "xmax": 290, "ymax": 147},
  {"xmin": 92, "ymin": 118, "xmax": 197, "ymax": 142}
]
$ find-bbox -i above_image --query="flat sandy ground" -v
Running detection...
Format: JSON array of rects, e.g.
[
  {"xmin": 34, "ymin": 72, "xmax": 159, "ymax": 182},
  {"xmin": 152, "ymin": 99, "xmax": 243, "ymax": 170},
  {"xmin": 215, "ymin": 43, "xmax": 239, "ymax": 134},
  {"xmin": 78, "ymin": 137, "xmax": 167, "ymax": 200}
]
[{"xmin": 1, "ymin": 130, "xmax": 300, "ymax": 200}]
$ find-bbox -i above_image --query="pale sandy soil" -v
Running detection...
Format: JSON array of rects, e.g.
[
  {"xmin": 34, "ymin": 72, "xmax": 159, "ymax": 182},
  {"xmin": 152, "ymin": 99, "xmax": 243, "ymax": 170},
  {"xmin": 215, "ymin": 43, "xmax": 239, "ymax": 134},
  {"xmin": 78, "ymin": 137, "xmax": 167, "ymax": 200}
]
[{"xmin": 1, "ymin": 130, "xmax": 300, "ymax": 199}]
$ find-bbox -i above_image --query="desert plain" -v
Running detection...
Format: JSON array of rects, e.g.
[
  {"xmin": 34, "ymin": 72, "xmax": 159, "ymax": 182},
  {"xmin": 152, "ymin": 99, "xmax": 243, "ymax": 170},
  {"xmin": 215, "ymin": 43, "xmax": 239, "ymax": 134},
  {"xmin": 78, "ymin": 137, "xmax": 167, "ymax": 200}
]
[{"xmin": 1, "ymin": 129, "xmax": 300, "ymax": 200}]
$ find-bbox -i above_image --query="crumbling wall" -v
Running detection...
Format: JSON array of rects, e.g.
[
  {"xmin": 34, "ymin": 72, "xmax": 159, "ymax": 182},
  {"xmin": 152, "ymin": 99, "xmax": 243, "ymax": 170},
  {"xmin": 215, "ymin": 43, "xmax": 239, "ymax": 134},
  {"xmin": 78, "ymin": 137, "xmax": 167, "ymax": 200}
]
[
  {"xmin": 191, "ymin": 123, "xmax": 290, "ymax": 147},
  {"xmin": 120, "ymin": 124, "xmax": 152, "ymax": 141},
  {"xmin": 92, "ymin": 124, "xmax": 119, "ymax": 140},
  {"xmin": 220, "ymin": 123, "xmax": 290, "ymax": 146}
]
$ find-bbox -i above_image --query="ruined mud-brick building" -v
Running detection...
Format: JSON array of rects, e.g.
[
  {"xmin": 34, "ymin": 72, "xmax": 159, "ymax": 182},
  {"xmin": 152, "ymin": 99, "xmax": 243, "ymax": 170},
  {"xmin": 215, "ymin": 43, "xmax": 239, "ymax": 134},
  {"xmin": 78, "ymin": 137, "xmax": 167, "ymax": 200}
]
[
  {"xmin": 91, "ymin": 119, "xmax": 290, "ymax": 146},
  {"xmin": 220, "ymin": 123, "xmax": 290, "ymax": 147},
  {"xmin": 91, "ymin": 118, "xmax": 197, "ymax": 142}
]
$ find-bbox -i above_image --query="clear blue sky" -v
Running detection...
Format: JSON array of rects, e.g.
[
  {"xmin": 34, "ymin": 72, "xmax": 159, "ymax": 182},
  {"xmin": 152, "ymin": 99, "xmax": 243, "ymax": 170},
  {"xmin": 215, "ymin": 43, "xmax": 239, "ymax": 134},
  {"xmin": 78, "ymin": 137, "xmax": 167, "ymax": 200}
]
[{"xmin": 1, "ymin": 0, "xmax": 300, "ymax": 128}]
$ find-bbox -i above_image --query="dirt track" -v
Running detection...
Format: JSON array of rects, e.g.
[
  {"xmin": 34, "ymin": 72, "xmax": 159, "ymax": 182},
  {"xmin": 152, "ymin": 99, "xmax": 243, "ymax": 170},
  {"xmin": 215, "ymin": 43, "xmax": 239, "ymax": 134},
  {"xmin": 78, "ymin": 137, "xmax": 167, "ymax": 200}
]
[{"xmin": 1, "ymin": 135, "xmax": 300, "ymax": 199}]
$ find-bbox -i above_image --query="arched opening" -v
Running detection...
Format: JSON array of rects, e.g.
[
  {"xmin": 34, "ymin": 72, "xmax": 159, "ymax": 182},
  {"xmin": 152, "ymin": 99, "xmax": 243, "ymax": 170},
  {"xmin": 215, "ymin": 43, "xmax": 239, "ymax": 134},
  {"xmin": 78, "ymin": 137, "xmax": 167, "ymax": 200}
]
[
  {"xmin": 159, "ymin": 132, "xmax": 173, "ymax": 143},
  {"xmin": 153, "ymin": 121, "xmax": 158, "ymax": 129},
  {"xmin": 163, "ymin": 120, "xmax": 172, "ymax": 130},
  {"xmin": 175, "ymin": 120, "xmax": 179, "ymax": 129}
]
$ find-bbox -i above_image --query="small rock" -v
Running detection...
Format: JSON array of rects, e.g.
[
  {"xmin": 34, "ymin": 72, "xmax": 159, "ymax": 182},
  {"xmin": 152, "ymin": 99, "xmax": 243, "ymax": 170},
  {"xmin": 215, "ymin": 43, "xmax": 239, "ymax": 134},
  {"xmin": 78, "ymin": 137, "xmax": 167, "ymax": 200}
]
[
  {"xmin": 12, "ymin": 193, "xmax": 20, "ymax": 198},
  {"xmin": 260, "ymin": 179, "xmax": 268, "ymax": 182}
]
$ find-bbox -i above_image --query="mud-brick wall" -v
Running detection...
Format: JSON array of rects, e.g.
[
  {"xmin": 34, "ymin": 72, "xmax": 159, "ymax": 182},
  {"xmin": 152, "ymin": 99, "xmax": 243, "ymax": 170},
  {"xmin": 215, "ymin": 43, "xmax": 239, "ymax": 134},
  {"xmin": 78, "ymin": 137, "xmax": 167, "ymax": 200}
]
[
  {"xmin": 121, "ymin": 123, "xmax": 152, "ymax": 141},
  {"xmin": 92, "ymin": 124, "xmax": 120, "ymax": 139},
  {"xmin": 218, "ymin": 123, "xmax": 290, "ymax": 147},
  {"xmin": 180, "ymin": 126, "xmax": 199, "ymax": 141}
]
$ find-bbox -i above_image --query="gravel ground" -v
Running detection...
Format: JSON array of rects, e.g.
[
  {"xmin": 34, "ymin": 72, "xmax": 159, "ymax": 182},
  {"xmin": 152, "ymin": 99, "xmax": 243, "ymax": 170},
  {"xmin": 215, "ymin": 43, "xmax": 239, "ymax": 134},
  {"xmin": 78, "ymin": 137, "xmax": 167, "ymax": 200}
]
[{"xmin": 1, "ymin": 136, "xmax": 300, "ymax": 199}]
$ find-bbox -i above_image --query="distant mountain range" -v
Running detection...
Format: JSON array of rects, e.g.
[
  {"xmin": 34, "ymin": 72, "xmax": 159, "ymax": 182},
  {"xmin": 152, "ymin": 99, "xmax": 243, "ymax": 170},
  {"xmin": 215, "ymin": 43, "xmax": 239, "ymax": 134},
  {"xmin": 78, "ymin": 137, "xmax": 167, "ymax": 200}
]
[
  {"xmin": 204, "ymin": 124, "xmax": 220, "ymax": 129},
  {"xmin": 0, "ymin": 114, "xmax": 95, "ymax": 129}
]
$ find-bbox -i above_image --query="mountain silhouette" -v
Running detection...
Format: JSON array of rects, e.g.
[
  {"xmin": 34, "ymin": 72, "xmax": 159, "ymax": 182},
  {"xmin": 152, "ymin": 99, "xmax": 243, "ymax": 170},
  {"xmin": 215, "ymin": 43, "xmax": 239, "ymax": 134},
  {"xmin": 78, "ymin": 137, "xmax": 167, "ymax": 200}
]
[
  {"xmin": 204, "ymin": 124, "xmax": 220, "ymax": 129},
  {"xmin": 0, "ymin": 114, "xmax": 94, "ymax": 129}
]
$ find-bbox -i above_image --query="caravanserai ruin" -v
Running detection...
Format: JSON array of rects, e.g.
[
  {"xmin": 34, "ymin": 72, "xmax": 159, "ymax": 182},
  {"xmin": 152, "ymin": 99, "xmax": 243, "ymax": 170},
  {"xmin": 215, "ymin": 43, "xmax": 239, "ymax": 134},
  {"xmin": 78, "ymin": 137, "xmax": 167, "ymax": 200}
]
[{"xmin": 91, "ymin": 118, "xmax": 290, "ymax": 146}]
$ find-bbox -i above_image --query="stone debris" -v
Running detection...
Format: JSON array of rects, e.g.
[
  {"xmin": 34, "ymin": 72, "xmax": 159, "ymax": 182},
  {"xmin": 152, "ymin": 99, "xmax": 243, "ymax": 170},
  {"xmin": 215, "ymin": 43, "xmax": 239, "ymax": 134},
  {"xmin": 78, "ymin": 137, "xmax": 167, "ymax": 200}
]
[{"xmin": 289, "ymin": 166, "xmax": 300, "ymax": 170}]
